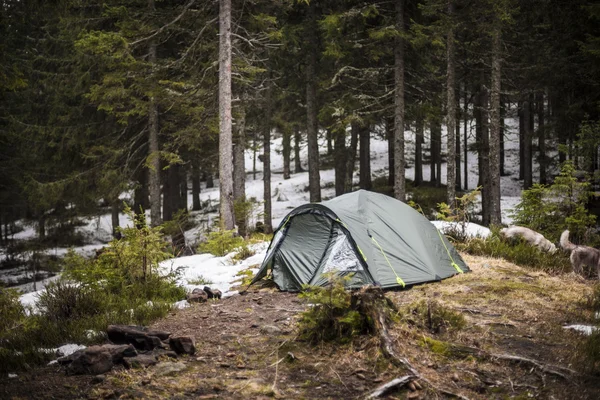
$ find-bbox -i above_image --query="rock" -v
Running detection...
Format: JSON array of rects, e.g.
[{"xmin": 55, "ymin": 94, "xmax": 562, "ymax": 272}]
[
  {"xmin": 204, "ymin": 286, "xmax": 222, "ymax": 300},
  {"xmin": 107, "ymin": 325, "xmax": 170, "ymax": 351},
  {"xmin": 155, "ymin": 349, "xmax": 178, "ymax": 359},
  {"xmin": 169, "ymin": 336, "xmax": 196, "ymax": 355},
  {"xmin": 259, "ymin": 325, "xmax": 282, "ymax": 335},
  {"xmin": 66, "ymin": 346, "xmax": 113, "ymax": 376},
  {"xmin": 91, "ymin": 375, "xmax": 106, "ymax": 384},
  {"xmin": 187, "ymin": 289, "xmax": 208, "ymax": 303},
  {"xmin": 153, "ymin": 361, "xmax": 187, "ymax": 377},
  {"xmin": 123, "ymin": 354, "xmax": 158, "ymax": 369},
  {"xmin": 103, "ymin": 344, "xmax": 138, "ymax": 363}
]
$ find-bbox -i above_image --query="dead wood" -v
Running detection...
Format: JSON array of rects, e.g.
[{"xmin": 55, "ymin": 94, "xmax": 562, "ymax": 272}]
[
  {"xmin": 365, "ymin": 375, "xmax": 414, "ymax": 399},
  {"xmin": 490, "ymin": 353, "xmax": 575, "ymax": 380}
]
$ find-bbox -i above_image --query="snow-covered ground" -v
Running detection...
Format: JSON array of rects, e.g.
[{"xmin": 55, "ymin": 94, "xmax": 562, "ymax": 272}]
[{"xmin": 4, "ymin": 111, "xmax": 543, "ymax": 307}]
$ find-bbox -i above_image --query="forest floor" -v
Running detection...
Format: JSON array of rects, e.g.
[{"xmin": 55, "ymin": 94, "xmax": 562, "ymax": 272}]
[{"xmin": 2, "ymin": 253, "xmax": 600, "ymax": 400}]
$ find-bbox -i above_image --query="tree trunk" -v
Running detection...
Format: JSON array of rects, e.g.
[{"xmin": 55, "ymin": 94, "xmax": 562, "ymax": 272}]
[
  {"xmin": 345, "ymin": 122, "xmax": 359, "ymax": 192},
  {"xmin": 415, "ymin": 117, "xmax": 423, "ymax": 186},
  {"xmin": 326, "ymin": 129, "xmax": 333, "ymax": 156},
  {"xmin": 233, "ymin": 104, "xmax": 247, "ymax": 237},
  {"xmin": 500, "ymin": 99, "xmax": 505, "ymax": 176},
  {"xmin": 179, "ymin": 168, "xmax": 188, "ymax": 212},
  {"xmin": 432, "ymin": 121, "xmax": 442, "ymax": 188},
  {"xmin": 219, "ymin": 0, "xmax": 235, "ymax": 230},
  {"xmin": 38, "ymin": 215, "xmax": 45, "ymax": 241},
  {"xmin": 523, "ymin": 98, "xmax": 533, "ymax": 190},
  {"xmin": 386, "ymin": 117, "xmax": 395, "ymax": 186},
  {"xmin": 282, "ymin": 125, "xmax": 291, "ymax": 180},
  {"xmin": 446, "ymin": 0, "xmax": 456, "ymax": 208},
  {"xmin": 134, "ymin": 168, "xmax": 150, "ymax": 216},
  {"xmin": 163, "ymin": 164, "xmax": 181, "ymax": 222},
  {"xmin": 263, "ymin": 84, "xmax": 273, "ymax": 234},
  {"xmin": 489, "ymin": 25, "xmax": 502, "ymax": 225},
  {"xmin": 253, "ymin": 127, "xmax": 257, "ymax": 180},
  {"xmin": 192, "ymin": 160, "xmax": 201, "ymax": 211},
  {"xmin": 430, "ymin": 122, "xmax": 437, "ymax": 186},
  {"xmin": 206, "ymin": 169, "xmax": 214, "ymax": 188},
  {"xmin": 334, "ymin": 129, "xmax": 347, "ymax": 196},
  {"xmin": 148, "ymin": 18, "xmax": 161, "ymax": 227},
  {"xmin": 359, "ymin": 125, "xmax": 372, "ymax": 190},
  {"xmin": 111, "ymin": 199, "xmax": 121, "ymax": 239},
  {"xmin": 537, "ymin": 92, "xmax": 547, "ymax": 184},
  {"xmin": 454, "ymin": 90, "xmax": 462, "ymax": 191},
  {"xmin": 393, "ymin": 0, "xmax": 406, "ymax": 201},
  {"xmin": 480, "ymin": 81, "xmax": 491, "ymax": 226},
  {"xmin": 519, "ymin": 100, "xmax": 525, "ymax": 180},
  {"xmin": 463, "ymin": 85, "xmax": 468, "ymax": 190},
  {"xmin": 306, "ymin": 1, "xmax": 321, "ymax": 203},
  {"xmin": 294, "ymin": 126, "xmax": 304, "ymax": 173}
]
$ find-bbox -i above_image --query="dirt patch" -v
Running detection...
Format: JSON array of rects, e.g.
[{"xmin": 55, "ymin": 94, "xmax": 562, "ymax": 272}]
[{"xmin": 2, "ymin": 254, "xmax": 600, "ymax": 399}]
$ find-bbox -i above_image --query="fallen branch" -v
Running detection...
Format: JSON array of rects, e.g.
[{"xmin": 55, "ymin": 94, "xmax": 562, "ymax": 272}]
[
  {"xmin": 491, "ymin": 353, "xmax": 574, "ymax": 380},
  {"xmin": 365, "ymin": 375, "xmax": 414, "ymax": 399}
]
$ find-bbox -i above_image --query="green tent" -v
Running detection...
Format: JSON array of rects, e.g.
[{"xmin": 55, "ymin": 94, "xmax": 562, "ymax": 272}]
[{"xmin": 252, "ymin": 190, "xmax": 469, "ymax": 291}]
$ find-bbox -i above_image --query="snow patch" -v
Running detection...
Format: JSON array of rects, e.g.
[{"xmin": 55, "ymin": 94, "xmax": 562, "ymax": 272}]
[
  {"xmin": 430, "ymin": 221, "xmax": 491, "ymax": 239},
  {"xmin": 564, "ymin": 324, "xmax": 599, "ymax": 335}
]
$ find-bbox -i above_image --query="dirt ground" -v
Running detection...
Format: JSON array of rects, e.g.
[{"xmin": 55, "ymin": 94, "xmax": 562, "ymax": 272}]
[{"xmin": 2, "ymin": 253, "xmax": 600, "ymax": 399}]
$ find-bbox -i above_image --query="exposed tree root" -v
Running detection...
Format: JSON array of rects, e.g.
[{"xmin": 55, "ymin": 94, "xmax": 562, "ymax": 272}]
[
  {"xmin": 365, "ymin": 375, "xmax": 414, "ymax": 399},
  {"xmin": 490, "ymin": 353, "xmax": 575, "ymax": 380}
]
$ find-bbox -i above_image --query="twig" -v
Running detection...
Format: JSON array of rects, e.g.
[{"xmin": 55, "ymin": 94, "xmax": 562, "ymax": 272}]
[
  {"xmin": 365, "ymin": 375, "xmax": 414, "ymax": 399},
  {"xmin": 271, "ymin": 349, "xmax": 279, "ymax": 392}
]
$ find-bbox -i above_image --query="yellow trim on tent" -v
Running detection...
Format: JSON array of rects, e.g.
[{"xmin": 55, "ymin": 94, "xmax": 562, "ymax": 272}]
[{"xmin": 371, "ymin": 235, "xmax": 405, "ymax": 287}]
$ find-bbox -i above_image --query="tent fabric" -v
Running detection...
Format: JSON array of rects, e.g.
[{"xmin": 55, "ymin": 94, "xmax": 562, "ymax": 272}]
[{"xmin": 252, "ymin": 190, "xmax": 469, "ymax": 291}]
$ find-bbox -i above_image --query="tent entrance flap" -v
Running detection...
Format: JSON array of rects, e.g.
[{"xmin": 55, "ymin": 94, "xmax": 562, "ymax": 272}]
[{"xmin": 271, "ymin": 212, "xmax": 333, "ymax": 291}]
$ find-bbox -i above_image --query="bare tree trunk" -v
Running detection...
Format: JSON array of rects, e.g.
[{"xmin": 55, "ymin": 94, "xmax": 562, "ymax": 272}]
[
  {"xmin": 163, "ymin": 164, "xmax": 181, "ymax": 222},
  {"xmin": 523, "ymin": 97, "xmax": 533, "ymax": 190},
  {"xmin": 489, "ymin": 25, "xmax": 502, "ymax": 225},
  {"xmin": 192, "ymin": 160, "xmax": 201, "ymax": 211},
  {"xmin": 206, "ymin": 169, "xmax": 214, "ymax": 188},
  {"xmin": 253, "ymin": 128, "xmax": 257, "ymax": 180},
  {"xmin": 393, "ymin": 0, "xmax": 406, "ymax": 201},
  {"xmin": 359, "ymin": 125, "xmax": 372, "ymax": 190},
  {"xmin": 432, "ymin": 121, "xmax": 442, "ymax": 187},
  {"xmin": 134, "ymin": 168, "xmax": 150, "ymax": 215},
  {"xmin": 233, "ymin": 104, "xmax": 247, "ymax": 237},
  {"xmin": 219, "ymin": 0, "xmax": 235, "ymax": 230},
  {"xmin": 263, "ymin": 84, "xmax": 273, "ymax": 233},
  {"xmin": 148, "ymin": 11, "xmax": 161, "ymax": 227},
  {"xmin": 282, "ymin": 126, "xmax": 291, "ymax": 180},
  {"xmin": 386, "ymin": 117, "xmax": 395, "ymax": 186},
  {"xmin": 480, "ymin": 81, "xmax": 491, "ymax": 225},
  {"xmin": 326, "ymin": 129, "xmax": 333, "ymax": 156},
  {"xmin": 345, "ymin": 122, "xmax": 359, "ymax": 193},
  {"xmin": 446, "ymin": 0, "xmax": 456, "ymax": 207},
  {"xmin": 500, "ymin": 99, "xmax": 505, "ymax": 176},
  {"xmin": 306, "ymin": 1, "xmax": 321, "ymax": 203},
  {"xmin": 294, "ymin": 126, "xmax": 303, "ymax": 173},
  {"xmin": 179, "ymin": 168, "xmax": 188, "ymax": 212},
  {"xmin": 455, "ymin": 85, "xmax": 462, "ymax": 191},
  {"xmin": 111, "ymin": 199, "xmax": 121, "ymax": 239},
  {"xmin": 463, "ymin": 85, "xmax": 468, "ymax": 190},
  {"xmin": 537, "ymin": 92, "xmax": 547, "ymax": 184},
  {"xmin": 415, "ymin": 117, "xmax": 423, "ymax": 186},
  {"xmin": 430, "ymin": 123, "xmax": 437, "ymax": 185},
  {"xmin": 334, "ymin": 129, "xmax": 346, "ymax": 196},
  {"xmin": 519, "ymin": 100, "xmax": 525, "ymax": 180}
]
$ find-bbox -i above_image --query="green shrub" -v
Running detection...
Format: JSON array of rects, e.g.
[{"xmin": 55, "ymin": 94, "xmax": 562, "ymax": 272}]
[
  {"xmin": 298, "ymin": 275, "xmax": 367, "ymax": 343},
  {"xmin": 408, "ymin": 185, "xmax": 447, "ymax": 218},
  {"xmin": 231, "ymin": 243, "xmax": 256, "ymax": 263},
  {"xmin": 37, "ymin": 281, "xmax": 105, "ymax": 323},
  {"xmin": 198, "ymin": 229, "xmax": 244, "ymax": 257},
  {"xmin": 456, "ymin": 229, "xmax": 571, "ymax": 274},
  {"xmin": 188, "ymin": 275, "xmax": 213, "ymax": 286},
  {"xmin": 511, "ymin": 161, "xmax": 598, "ymax": 244}
]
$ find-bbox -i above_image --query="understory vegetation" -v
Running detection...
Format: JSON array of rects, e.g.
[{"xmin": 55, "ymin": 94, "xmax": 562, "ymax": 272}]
[{"xmin": 0, "ymin": 210, "xmax": 186, "ymax": 373}]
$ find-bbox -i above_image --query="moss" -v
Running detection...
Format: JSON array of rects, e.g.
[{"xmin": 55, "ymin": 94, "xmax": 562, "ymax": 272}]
[{"xmin": 420, "ymin": 336, "xmax": 451, "ymax": 356}]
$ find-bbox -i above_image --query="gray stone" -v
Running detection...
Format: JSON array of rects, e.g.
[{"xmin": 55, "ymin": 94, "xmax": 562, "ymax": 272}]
[
  {"xmin": 66, "ymin": 346, "xmax": 113, "ymax": 376},
  {"xmin": 203, "ymin": 286, "xmax": 222, "ymax": 300},
  {"xmin": 187, "ymin": 289, "xmax": 208, "ymax": 303},
  {"xmin": 107, "ymin": 325, "xmax": 170, "ymax": 350},
  {"xmin": 259, "ymin": 325, "xmax": 282, "ymax": 335},
  {"xmin": 153, "ymin": 362, "xmax": 187, "ymax": 377},
  {"xmin": 123, "ymin": 354, "xmax": 158, "ymax": 369},
  {"xmin": 169, "ymin": 336, "xmax": 196, "ymax": 355}
]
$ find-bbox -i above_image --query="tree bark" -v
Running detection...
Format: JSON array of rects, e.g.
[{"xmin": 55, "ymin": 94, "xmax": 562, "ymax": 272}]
[
  {"xmin": 480, "ymin": 81, "xmax": 491, "ymax": 226},
  {"xmin": 431, "ymin": 121, "xmax": 442, "ymax": 187},
  {"xmin": 334, "ymin": 128, "xmax": 346, "ymax": 196},
  {"xmin": 489, "ymin": 25, "xmax": 502, "ymax": 225},
  {"xmin": 523, "ymin": 98, "xmax": 533, "ymax": 190},
  {"xmin": 446, "ymin": 0, "xmax": 456, "ymax": 208},
  {"xmin": 294, "ymin": 126, "xmax": 304, "ymax": 173},
  {"xmin": 386, "ymin": 117, "xmax": 395, "ymax": 186},
  {"xmin": 326, "ymin": 129, "xmax": 333, "ymax": 156},
  {"xmin": 519, "ymin": 100, "xmax": 525, "ymax": 180},
  {"xmin": 282, "ymin": 125, "xmax": 291, "ymax": 180},
  {"xmin": 148, "ymin": 11, "xmax": 161, "ymax": 227},
  {"xmin": 263, "ymin": 84, "xmax": 273, "ymax": 234},
  {"xmin": 393, "ymin": 0, "xmax": 406, "ymax": 201},
  {"xmin": 191, "ymin": 160, "xmax": 201, "ymax": 211},
  {"xmin": 163, "ymin": 164, "xmax": 181, "ymax": 222},
  {"xmin": 345, "ymin": 122, "xmax": 359, "ymax": 193},
  {"xmin": 179, "ymin": 168, "xmax": 188, "ymax": 212},
  {"xmin": 233, "ymin": 104, "xmax": 247, "ymax": 237},
  {"xmin": 463, "ymin": 85, "xmax": 468, "ymax": 190},
  {"xmin": 455, "ymin": 87, "xmax": 461, "ymax": 191},
  {"xmin": 415, "ymin": 117, "xmax": 423, "ymax": 186},
  {"xmin": 359, "ymin": 125, "xmax": 372, "ymax": 190},
  {"xmin": 500, "ymin": 99, "xmax": 505, "ymax": 176},
  {"xmin": 537, "ymin": 92, "xmax": 547, "ymax": 184},
  {"xmin": 219, "ymin": 0, "xmax": 235, "ymax": 230},
  {"xmin": 134, "ymin": 168, "xmax": 150, "ymax": 216},
  {"xmin": 306, "ymin": 1, "xmax": 321, "ymax": 203},
  {"xmin": 111, "ymin": 199, "xmax": 121, "ymax": 239}
]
